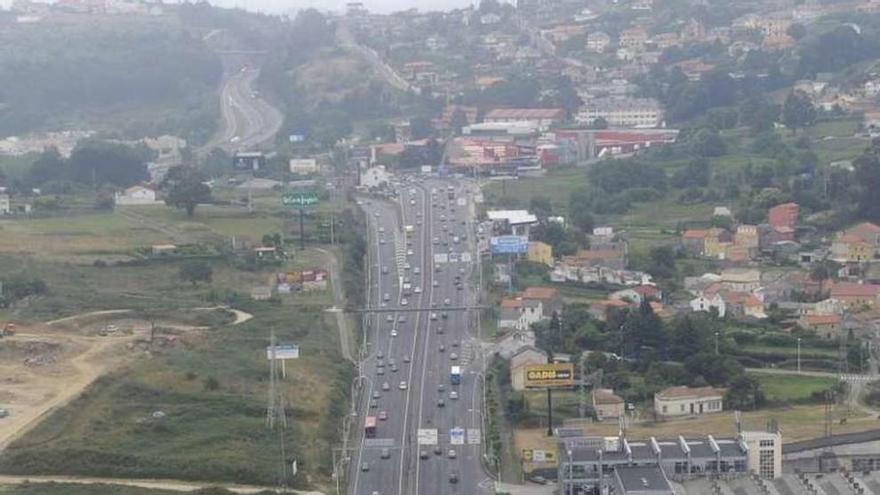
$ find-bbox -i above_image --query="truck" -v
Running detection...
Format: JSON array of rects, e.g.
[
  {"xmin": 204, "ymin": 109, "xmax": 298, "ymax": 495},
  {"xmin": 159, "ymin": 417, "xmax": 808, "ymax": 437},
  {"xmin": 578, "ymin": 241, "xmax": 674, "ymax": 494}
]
[
  {"xmin": 405, "ymin": 225, "xmax": 415, "ymax": 234},
  {"xmin": 450, "ymin": 366, "xmax": 461, "ymax": 385}
]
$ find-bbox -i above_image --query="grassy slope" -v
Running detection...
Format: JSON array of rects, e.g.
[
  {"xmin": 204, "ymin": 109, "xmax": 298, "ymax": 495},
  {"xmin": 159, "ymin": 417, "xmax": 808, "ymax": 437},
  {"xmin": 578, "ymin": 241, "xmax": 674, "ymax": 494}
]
[{"xmin": 751, "ymin": 373, "xmax": 838, "ymax": 402}]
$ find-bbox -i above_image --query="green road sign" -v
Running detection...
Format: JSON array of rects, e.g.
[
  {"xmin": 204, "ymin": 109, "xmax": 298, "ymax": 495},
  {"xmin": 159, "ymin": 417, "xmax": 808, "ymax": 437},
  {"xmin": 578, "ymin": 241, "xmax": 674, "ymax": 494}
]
[{"xmin": 282, "ymin": 192, "xmax": 319, "ymax": 208}]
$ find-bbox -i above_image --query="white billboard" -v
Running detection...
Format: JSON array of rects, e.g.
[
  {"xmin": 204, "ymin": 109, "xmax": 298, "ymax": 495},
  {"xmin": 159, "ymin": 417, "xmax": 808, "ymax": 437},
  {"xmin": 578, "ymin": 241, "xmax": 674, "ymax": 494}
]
[
  {"xmin": 418, "ymin": 428, "xmax": 438, "ymax": 445},
  {"xmin": 266, "ymin": 344, "xmax": 299, "ymax": 360},
  {"xmin": 450, "ymin": 427, "xmax": 465, "ymax": 445}
]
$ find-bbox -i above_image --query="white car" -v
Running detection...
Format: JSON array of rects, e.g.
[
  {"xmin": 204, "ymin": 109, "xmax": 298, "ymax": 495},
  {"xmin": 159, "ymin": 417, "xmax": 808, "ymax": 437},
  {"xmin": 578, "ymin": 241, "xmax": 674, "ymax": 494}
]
[
  {"xmin": 414, "ymin": 287, "xmax": 422, "ymax": 294},
  {"xmin": 399, "ymin": 381, "xmax": 408, "ymax": 390},
  {"xmin": 391, "ymin": 329, "xmax": 398, "ymax": 337},
  {"xmin": 401, "ymin": 298, "xmax": 409, "ymax": 306},
  {"xmin": 407, "ymin": 249, "xmax": 414, "ymax": 256},
  {"xmin": 450, "ymin": 391, "xmax": 458, "ymax": 400}
]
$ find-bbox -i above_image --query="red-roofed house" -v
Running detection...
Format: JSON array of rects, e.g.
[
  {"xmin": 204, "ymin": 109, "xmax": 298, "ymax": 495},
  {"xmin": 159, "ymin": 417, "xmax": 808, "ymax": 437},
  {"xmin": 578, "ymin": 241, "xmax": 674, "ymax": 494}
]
[
  {"xmin": 832, "ymin": 223, "xmax": 880, "ymax": 263},
  {"xmin": 682, "ymin": 229, "xmax": 709, "ymax": 256},
  {"xmin": 798, "ymin": 314, "xmax": 843, "ymax": 338},
  {"xmin": 589, "ymin": 299, "xmax": 630, "ymax": 322},
  {"xmin": 830, "ymin": 283, "xmax": 880, "ymax": 309},
  {"xmin": 522, "ymin": 286, "xmax": 561, "ymax": 317}
]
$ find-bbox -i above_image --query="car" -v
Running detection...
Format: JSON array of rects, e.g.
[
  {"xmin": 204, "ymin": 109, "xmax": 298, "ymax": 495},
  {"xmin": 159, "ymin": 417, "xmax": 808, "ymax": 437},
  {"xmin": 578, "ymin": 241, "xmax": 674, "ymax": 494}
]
[
  {"xmin": 452, "ymin": 342, "xmax": 459, "ymax": 347},
  {"xmin": 398, "ymin": 315, "xmax": 406, "ymax": 323},
  {"xmin": 381, "ymin": 448, "xmax": 390, "ymax": 459},
  {"xmin": 441, "ymin": 312, "xmax": 448, "ymax": 319},
  {"xmin": 459, "ymin": 267, "xmax": 465, "ymax": 275},
  {"xmin": 449, "ymin": 473, "xmax": 459, "ymax": 484},
  {"xmin": 437, "ymin": 399, "xmax": 445, "ymax": 407},
  {"xmin": 439, "ymin": 345, "xmax": 445, "ymax": 353},
  {"xmin": 416, "ymin": 220, "xmax": 422, "ymax": 225},
  {"xmin": 433, "ymin": 280, "xmax": 440, "ymax": 287},
  {"xmin": 403, "ymin": 355, "xmax": 411, "ymax": 363},
  {"xmin": 438, "ymin": 384, "xmax": 446, "ymax": 392},
  {"xmin": 435, "ymin": 265, "xmax": 441, "ymax": 272},
  {"xmin": 399, "ymin": 381, "xmax": 408, "ymax": 390},
  {"xmin": 410, "ymin": 199, "xmax": 416, "ymax": 205},
  {"xmin": 437, "ymin": 327, "xmax": 444, "ymax": 334},
  {"xmin": 407, "ymin": 249, "xmax": 414, "ymax": 256},
  {"xmin": 386, "ymin": 314, "xmax": 394, "ymax": 322},
  {"xmin": 377, "ymin": 359, "xmax": 384, "ymax": 367},
  {"xmin": 390, "ymin": 363, "xmax": 398, "ymax": 372},
  {"xmin": 450, "ymin": 391, "xmax": 459, "ymax": 400},
  {"xmin": 450, "ymin": 353, "xmax": 458, "ymax": 361},
  {"xmin": 414, "ymin": 287, "xmax": 422, "ymax": 294},
  {"xmin": 445, "ymin": 297, "xmax": 453, "ymax": 305},
  {"xmin": 448, "ymin": 449, "xmax": 456, "ymax": 459},
  {"xmin": 401, "ymin": 298, "xmax": 408, "ymax": 306},
  {"xmin": 372, "ymin": 391, "xmax": 380, "ymax": 399},
  {"xmin": 376, "ymin": 367, "xmax": 385, "ymax": 375},
  {"xmin": 414, "ymin": 267, "xmax": 421, "ymax": 275},
  {"xmin": 382, "ymin": 382, "xmax": 390, "ymax": 391},
  {"xmin": 370, "ymin": 399, "xmax": 378, "ymax": 408},
  {"xmin": 457, "ymin": 284, "xmax": 463, "ymax": 291},
  {"xmin": 361, "ymin": 462, "xmax": 369, "ymax": 472},
  {"xmin": 379, "ymin": 238, "xmax": 386, "ymax": 244},
  {"xmin": 381, "ymin": 266, "xmax": 389, "ymax": 274},
  {"xmin": 379, "ymin": 410, "xmax": 388, "ymax": 420},
  {"xmin": 434, "ymin": 446, "xmax": 443, "ymax": 456},
  {"xmin": 433, "ymin": 237, "xmax": 440, "ymax": 245},
  {"xmin": 430, "ymin": 312, "xmax": 438, "ymax": 320},
  {"xmin": 0, "ymin": 408, "xmax": 8, "ymax": 419},
  {"xmin": 379, "ymin": 227, "xmax": 385, "ymax": 233},
  {"xmin": 529, "ymin": 476, "xmax": 548, "ymax": 485},
  {"xmin": 442, "ymin": 224, "xmax": 448, "ymax": 231},
  {"xmin": 377, "ymin": 351, "xmax": 384, "ymax": 359},
  {"xmin": 383, "ymin": 293, "xmax": 390, "ymax": 302},
  {"xmin": 420, "ymin": 450, "xmax": 429, "ymax": 460},
  {"xmin": 390, "ymin": 329, "xmax": 398, "ymax": 337}
]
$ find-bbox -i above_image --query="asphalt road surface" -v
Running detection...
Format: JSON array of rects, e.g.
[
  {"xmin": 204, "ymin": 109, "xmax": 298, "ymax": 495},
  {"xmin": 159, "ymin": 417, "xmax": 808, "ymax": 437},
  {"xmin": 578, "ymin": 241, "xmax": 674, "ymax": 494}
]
[
  {"xmin": 199, "ymin": 66, "xmax": 283, "ymax": 155},
  {"xmin": 350, "ymin": 178, "xmax": 491, "ymax": 495}
]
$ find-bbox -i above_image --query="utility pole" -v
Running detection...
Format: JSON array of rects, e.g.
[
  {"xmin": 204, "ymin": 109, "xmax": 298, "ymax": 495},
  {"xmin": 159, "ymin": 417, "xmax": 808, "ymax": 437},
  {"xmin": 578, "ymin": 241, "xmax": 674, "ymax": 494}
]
[
  {"xmin": 797, "ymin": 337, "xmax": 802, "ymax": 374},
  {"xmin": 299, "ymin": 207, "xmax": 306, "ymax": 250},
  {"xmin": 714, "ymin": 331, "xmax": 719, "ymax": 356}
]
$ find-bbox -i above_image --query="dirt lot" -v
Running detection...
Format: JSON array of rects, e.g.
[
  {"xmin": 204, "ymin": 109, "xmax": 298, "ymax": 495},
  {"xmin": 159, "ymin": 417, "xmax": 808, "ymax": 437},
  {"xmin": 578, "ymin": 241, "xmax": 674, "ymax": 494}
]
[{"xmin": 0, "ymin": 310, "xmax": 239, "ymax": 450}]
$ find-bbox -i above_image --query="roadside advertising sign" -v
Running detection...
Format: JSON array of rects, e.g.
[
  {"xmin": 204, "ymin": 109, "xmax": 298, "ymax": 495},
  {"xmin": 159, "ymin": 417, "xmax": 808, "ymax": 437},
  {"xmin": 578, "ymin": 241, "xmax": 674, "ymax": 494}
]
[
  {"xmin": 266, "ymin": 344, "xmax": 299, "ymax": 360},
  {"xmin": 450, "ymin": 427, "xmax": 465, "ymax": 445},
  {"xmin": 523, "ymin": 363, "xmax": 574, "ymax": 388},
  {"xmin": 489, "ymin": 235, "xmax": 529, "ymax": 255}
]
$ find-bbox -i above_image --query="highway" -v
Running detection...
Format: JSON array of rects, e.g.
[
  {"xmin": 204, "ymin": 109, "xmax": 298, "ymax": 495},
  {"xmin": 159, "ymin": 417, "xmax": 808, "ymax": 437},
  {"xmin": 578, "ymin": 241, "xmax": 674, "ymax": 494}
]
[
  {"xmin": 349, "ymin": 178, "xmax": 491, "ymax": 495},
  {"xmin": 199, "ymin": 66, "xmax": 284, "ymax": 155}
]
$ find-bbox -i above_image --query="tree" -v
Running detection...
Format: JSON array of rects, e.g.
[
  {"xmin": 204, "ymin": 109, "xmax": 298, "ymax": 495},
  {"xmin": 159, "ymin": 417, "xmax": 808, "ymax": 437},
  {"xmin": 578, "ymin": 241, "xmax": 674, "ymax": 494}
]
[
  {"xmin": 179, "ymin": 261, "xmax": 212, "ymax": 287},
  {"xmin": 163, "ymin": 166, "xmax": 212, "ymax": 216},
  {"xmin": 786, "ymin": 23, "xmax": 807, "ymax": 41},
  {"xmin": 449, "ymin": 110, "xmax": 470, "ymax": 136},
  {"xmin": 782, "ymin": 90, "xmax": 817, "ymax": 133},
  {"xmin": 648, "ymin": 245, "xmax": 677, "ymax": 279},
  {"xmin": 854, "ymin": 142, "xmax": 880, "ymax": 222},
  {"xmin": 26, "ymin": 147, "xmax": 66, "ymax": 186},
  {"xmin": 672, "ymin": 158, "xmax": 710, "ymax": 188},
  {"xmin": 690, "ymin": 127, "xmax": 726, "ymax": 157},
  {"xmin": 68, "ymin": 139, "xmax": 149, "ymax": 187},
  {"xmin": 529, "ymin": 196, "xmax": 553, "ymax": 219},
  {"xmin": 568, "ymin": 187, "xmax": 595, "ymax": 232}
]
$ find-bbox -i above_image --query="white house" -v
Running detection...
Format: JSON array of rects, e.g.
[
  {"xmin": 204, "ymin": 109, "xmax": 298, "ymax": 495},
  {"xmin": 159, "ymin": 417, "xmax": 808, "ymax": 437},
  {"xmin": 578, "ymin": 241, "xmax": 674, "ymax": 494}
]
[
  {"xmin": 654, "ymin": 386, "xmax": 725, "ymax": 418},
  {"xmin": 0, "ymin": 194, "xmax": 9, "ymax": 214},
  {"xmin": 114, "ymin": 186, "xmax": 159, "ymax": 206},
  {"xmin": 690, "ymin": 293, "xmax": 726, "ymax": 317}
]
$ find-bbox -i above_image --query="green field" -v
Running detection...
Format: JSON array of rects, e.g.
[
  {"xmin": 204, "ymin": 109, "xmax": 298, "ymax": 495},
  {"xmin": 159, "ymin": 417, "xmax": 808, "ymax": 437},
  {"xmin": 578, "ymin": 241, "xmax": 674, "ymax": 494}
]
[
  {"xmin": 751, "ymin": 373, "xmax": 838, "ymax": 403},
  {"xmin": 0, "ymin": 197, "xmax": 354, "ymax": 491}
]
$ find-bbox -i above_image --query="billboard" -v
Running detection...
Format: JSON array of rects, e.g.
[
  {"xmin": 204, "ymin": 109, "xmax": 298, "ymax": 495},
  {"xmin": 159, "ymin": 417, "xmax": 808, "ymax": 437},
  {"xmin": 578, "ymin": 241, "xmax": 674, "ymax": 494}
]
[
  {"xmin": 266, "ymin": 344, "xmax": 299, "ymax": 360},
  {"xmin": 523, "ymin": 363, "xmax": 574, "ymax": 388},
  {"xmin": 522, "ymin": 449, "xmax": 557, "ymax": 463},
  {"xmin": 490, "ymin": 235, "xmax": 529, "ymax": 255},
  {"xmin": 450, "ymin": 427, "xmax": 465, "ymax": 445},
  {"xmin": 234, "ymin": 151, "xmax": 265, "ymax": 171}
]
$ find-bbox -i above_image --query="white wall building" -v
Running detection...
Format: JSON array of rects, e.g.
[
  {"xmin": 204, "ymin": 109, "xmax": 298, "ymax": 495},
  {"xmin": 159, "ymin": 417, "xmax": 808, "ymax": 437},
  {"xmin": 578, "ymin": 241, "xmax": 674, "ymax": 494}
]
[
  {"xmin": 576, "ymin": 97, "xmax": 663, "ymax": 128},
  {"xmin": 689, "ymin": 293, "xmax": 726, "ymax": 317},
  {"xmin": 654, "ymin": 386, "xmax": 725, "ymax": 418},
  {"xmin": 114, "ymin": 186, "xmax": 159, "ymax": 206}
]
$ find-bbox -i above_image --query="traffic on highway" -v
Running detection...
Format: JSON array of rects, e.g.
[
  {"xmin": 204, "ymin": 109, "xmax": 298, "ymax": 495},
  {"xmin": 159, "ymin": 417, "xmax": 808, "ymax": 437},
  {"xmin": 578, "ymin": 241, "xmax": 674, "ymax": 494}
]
[{"xmin": 349, "ymin": 177, "xmax": 490, "ymax": 495}]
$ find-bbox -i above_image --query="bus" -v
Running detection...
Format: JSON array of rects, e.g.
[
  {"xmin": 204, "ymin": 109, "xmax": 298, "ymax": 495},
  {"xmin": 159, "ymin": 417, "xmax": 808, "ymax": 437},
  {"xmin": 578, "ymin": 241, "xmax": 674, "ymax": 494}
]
[
  {"xmin": 447, "ymin": 186, "xmax": 455, "ymax": 200},
  {"xmin": 365, "ymin": 416, "xmax": 377, "ymax": 438}
]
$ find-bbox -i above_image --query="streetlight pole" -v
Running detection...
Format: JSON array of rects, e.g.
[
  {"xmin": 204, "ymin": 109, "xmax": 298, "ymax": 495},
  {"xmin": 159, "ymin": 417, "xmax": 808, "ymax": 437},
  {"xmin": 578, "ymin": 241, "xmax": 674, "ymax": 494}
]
[
  {"xmin": 714, "ymin": 331, "xmax": 719, "ymax": 356},
  {"xmin": 797, "ymin": 337, "xmax": 802, "ymax": 374}
]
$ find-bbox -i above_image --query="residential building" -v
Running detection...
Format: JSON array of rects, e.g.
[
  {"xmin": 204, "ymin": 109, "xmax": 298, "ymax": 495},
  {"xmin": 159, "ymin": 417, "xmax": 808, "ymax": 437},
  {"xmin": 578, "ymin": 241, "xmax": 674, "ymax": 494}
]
[
  {"xmin": 734, "ymin": 224, "xmax": 759, "ymax": 251},
  {"xmin": 486, "ymin": 210, "xmax": 538, "ymax": 237},
  {"xmin": 498, "ymin": 306, "xmax": 522, "ymax": 330},
  {"xmin": 576, "ymin": 97, "xmax": 663, "ymax": 128},
  {"xmin": 573, "ymin": 248, "xmax": 627, "ymax": 270},
  {"xmin": 689, "ymin": 293, "xmax": 726, "ymax": 317},
  {"xmin": 522, "ymin": 286, "xmax": 561, "ymax": 317},
  {"xmin": 586, "ymin": 31, "xmax": 611, "ymax": 53},
  {"xmin": 831, "ymin": 222, "xmax": 880, "ymax": 263},
  {"xmin": 704, "ymin": 228, "xmax": 734, "ymax": 259},
  {"xmin": 654, "ymin": 386, "xmax": 725, "ymax": 418},
  {"xmin": 0, "ymin": 194, "xmax": 9, "ymax": 214},
  {"xmin": 611, "ymin": 285, "xmax": 661, "ymax": 306},
  {"xmin": 798, "ymin": 314, "xmax": 843, "ymax": 338},
  {"xmin": 589, "ymin": 299, "xmax": 630, "ymax": 321},
  {"xmin": 527, "ymin": 241, "xmax": 553, "ymax": 266},
  {"xmin": 114, "ymin": 186, "xmax": 158, "ymax": 206},
  {"xmin": 592, "ymin": 388, "xmax": 625, "ymax": 420},
  {"xmin": 510, "ymin": 345, "xmax": 548, "ymax": 391},
  {"xmin": 721, "ymin": 291, "xmax": 766, "ymax": 319},
  {"xmin": 720, "ymin": 268, "xmax": 762, "ymax": 293},
  {"xmin": 830, "ymin": 282, "xmax": 880, "ymax": 309},
  {"xmin": 681, "ymin": 229, "xmax": 708, "ymax": 256},
  {"xmin": 250, "ymin": 286, "xmax": 272, "ymax": 300},
  {"xmin": 619, "ymin": 27, "xmax": 649, "ymax": 49}
]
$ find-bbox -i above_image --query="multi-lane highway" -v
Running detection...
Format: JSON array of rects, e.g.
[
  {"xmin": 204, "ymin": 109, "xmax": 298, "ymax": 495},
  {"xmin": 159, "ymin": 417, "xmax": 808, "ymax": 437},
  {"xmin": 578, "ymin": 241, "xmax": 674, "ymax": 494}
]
[
  {"xmin": 199, "ymin": 66, "xmax": 284, "ymax": 155},
  {"xmin": 350, "ymin": 178, "xmax": 491, "ymax": 495}
]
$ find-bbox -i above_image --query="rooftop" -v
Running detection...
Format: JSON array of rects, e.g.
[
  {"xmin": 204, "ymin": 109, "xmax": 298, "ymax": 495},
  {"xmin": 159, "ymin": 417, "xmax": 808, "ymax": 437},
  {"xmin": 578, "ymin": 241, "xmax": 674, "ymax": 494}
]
[
  {"xmin": 614, "ymin": 465, "xmax": 672, "ymax": 493},
  {"xmin": 593, "ymin": 388, "xmax": 624, "ymax": 405},
  {"xmin": 523, "ymin": 286, "xmax": 558, "ymax": 300},
  {"xmin": 484, "ymin": 108, "xmax": 566, "ymax": 120},
  {"xmin": 656, "ymin": 386, "xmax": 725, "ymax": 400}
]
